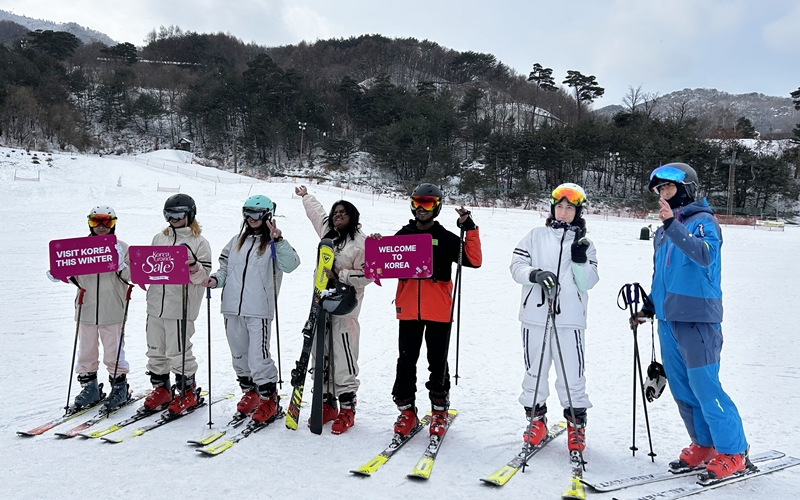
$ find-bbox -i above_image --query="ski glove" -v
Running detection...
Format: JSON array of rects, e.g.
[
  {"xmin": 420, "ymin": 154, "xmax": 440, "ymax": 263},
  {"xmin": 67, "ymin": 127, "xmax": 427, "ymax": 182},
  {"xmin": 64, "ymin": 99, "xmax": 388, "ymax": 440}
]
[
  {"xmin": 115, "ymin": 243, "xmax": 127, "ymax": 272},
  {"xmin": 529, "ymin": 269, "xmax": 557, "ymax": 291},
  {"xmin": 571, "ymin": 228, "xmax": 590, "ymax": 264},
  {"xmin": 457, "ymin": 212, "xmax": 476, "ymax": 231}
]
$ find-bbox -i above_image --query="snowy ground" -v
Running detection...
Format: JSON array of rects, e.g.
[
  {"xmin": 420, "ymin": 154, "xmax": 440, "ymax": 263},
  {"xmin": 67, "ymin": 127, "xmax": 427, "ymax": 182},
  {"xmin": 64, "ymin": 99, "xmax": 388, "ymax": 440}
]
[{"xmin": 1, "ymin": 147, "xmax": 798, "ymax": 500}]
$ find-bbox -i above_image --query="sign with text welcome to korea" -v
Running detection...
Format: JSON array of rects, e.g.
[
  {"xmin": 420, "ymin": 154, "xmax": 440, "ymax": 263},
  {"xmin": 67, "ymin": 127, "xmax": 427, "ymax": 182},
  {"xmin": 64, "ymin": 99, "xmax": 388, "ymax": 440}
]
[{"xmin": 364, "ymin": 234, "xmax": 432, "ymax": 281}]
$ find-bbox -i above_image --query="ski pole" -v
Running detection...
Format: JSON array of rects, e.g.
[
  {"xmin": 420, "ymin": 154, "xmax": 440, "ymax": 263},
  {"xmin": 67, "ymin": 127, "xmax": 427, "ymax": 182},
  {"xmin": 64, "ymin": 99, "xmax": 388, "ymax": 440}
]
[
  {"xmin": 617, "ymin": 282, "xmax": 657, "ymax": 461},
  {"xmin": 180, "ymin": 283, "xmax": 189, "ymax": 394},
  {"xmin": 449, "ymin": 227, "xmax": 465, "ymax": 386},
  {"xmin": 65, "ymin": 279, "xmax": 86, "ymax": 413},
  {"xmin": 206, "ymin": 286, "xmax": 213, "ymax": 428},
  {"xmin": 271, "ymin": 241, "xmax": 283, "ymax": 389},
  {"xmin": 110, "ymin": 284, "xmax": 134, "ymax": 389}
]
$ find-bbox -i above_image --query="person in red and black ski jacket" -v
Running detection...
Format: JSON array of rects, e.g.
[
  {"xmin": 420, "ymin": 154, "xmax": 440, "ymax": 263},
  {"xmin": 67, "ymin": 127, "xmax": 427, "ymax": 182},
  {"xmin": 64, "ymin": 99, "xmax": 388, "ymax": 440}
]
[{"xmin": 372, "ymin": 183, "xmax": 482, "ymax": 438}]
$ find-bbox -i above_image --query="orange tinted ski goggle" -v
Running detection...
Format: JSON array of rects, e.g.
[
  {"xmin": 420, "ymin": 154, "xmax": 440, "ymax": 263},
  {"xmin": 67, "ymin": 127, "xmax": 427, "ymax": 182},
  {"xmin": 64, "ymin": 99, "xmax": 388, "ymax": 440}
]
[
  {"xmin": 550, "ymin": 186, "xmax": 585, "ymax": 206},
  {"xmin": 88, "ymin": 214, "xmax": 117, "ymax": 228},
  {"xmin": 410, "ymin": 196, "xmax": 441, "ymax": 211}
]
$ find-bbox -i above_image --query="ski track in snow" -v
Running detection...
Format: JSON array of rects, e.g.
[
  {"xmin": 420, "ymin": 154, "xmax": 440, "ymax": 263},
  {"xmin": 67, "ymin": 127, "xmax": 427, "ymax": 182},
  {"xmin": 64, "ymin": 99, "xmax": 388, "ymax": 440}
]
[{"xmin": 1, "ymin": 147, "xmax": 798, "ymax": 499}]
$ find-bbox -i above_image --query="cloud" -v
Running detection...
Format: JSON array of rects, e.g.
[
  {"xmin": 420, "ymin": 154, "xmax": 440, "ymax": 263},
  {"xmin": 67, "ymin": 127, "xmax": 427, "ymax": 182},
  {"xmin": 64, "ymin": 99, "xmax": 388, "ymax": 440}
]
[
  {"xmin": 282, "ymin": 5, "xmax": 336, "ymax": 43},
  {"xmin": 763, "ymin": 4, "xmax": 800, "ymax": 51}
]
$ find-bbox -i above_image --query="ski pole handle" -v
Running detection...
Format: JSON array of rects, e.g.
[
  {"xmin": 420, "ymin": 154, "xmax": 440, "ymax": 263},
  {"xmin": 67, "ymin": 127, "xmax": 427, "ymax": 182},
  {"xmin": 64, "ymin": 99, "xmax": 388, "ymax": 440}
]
[{"xmin": 77, "ymin": 287, "xmax": 86, "ymax": 306}]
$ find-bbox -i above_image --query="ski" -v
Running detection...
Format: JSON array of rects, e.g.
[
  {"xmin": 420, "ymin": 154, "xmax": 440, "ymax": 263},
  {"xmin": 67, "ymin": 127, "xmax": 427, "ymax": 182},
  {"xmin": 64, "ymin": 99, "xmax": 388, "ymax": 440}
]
[
  {"xmin": 54, "ymin": 390, "xmax": 147, "ymax": 438},
  {"xmin": 102, "ymin": 392, "xmax": 233, "ymax": 443},
  {"xmin": 79, "ymin": 390, "xmax": 209, "ymax": 439},
  {"xmin": 583, "ymin": 449, "xmax": 785, "ymax": 493},
  {"xmin": 17, "ymin": 388, "xmax": 107, "ymax": 437},
  {"xmin": 613, "ymin": 455, "xmax": 800, "ymax": 500},
  {"xmin": 351, "ymin": 413, "xmax": 433, "ymax": 476},
  {"xmin": 563, "ymin": 449, "xmax": 588, "ymax": 500},
  {"xmin": 407, "ymin": 409, "xmax": 458, "ymax": 480},
  {"xmin": 285, "ymin": 238, "xmax": 335, "ymax": 431},
  {"xmin": 187, "ymin": 410, "xmax": 253, "ymax": 446},
  {"xmin": 196, "ymin": 407, "xmax": 285, "ymax": 456},
  {"xmin": 480, "ymin": 421, "xmax": 568, "ymax": 486}
]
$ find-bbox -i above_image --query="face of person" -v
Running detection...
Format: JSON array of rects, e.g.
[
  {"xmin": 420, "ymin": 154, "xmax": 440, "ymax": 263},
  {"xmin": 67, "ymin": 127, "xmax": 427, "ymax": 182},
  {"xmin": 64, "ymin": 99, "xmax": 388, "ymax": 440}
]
[
  {"xmin": 332, "ymin": 205, "xmax": 350, "ymax": 230},
  {"xmin": 656, "ymin": 182, "xmax": 678, "ymax": 200},
  {"xmin": 246, "ymin": 217, "xmax": 263, "ymax": 228},
  {"xmin": 554, "ymin": 200, "xmax": 577, "ymax": 223},
  {"xmin": 92, "ymin": 224, "xmax": 111, "ymax": 236},
  {"xmin": 169, "ymin": 216, "xmax": 188, "ymax": 228},
  {"xmin": 415, "ymin": 206, "xmax": 434, "ymax": 222}
]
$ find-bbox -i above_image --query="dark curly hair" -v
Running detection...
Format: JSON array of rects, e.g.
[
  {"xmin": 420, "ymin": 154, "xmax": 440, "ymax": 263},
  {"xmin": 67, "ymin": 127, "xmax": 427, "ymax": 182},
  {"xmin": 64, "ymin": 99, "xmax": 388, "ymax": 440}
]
[{"xmin": 323, "ymin": 200, "xmax": 361, "ymax": 249}]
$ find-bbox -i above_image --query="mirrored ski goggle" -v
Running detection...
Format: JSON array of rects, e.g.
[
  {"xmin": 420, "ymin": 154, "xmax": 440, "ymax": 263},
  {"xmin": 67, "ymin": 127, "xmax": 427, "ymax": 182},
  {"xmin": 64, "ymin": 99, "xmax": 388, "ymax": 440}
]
[
  {"xmin": 243, "ymin": 209, "xmax": 271, "ymax": 221},
  {"xmin": 649, "ymin": 166, "xmax": 687, "ymax": 193},
  {"xmin": 550, "ymin": 186, "xmax": 585, "ymax": 206},
  {"xmin": 410, "ymin": 196, "xmax": 440, "ymax": 211},
  {"xmin": 163, "ymin": 208, "xmax": 189, "ymax": 221},
  {"xmin": 87, "ymin": 214, "xmax": 117, "ymax": 228}
]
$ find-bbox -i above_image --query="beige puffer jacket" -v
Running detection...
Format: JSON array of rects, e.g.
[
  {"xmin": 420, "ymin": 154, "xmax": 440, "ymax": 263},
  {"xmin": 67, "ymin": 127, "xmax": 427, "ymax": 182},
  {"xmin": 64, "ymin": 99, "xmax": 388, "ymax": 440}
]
[
  {"xmin": 302, "ymin": 195, "xmax": 372, "ymax": 319},
  {"xmin": 72, "ymin": 240, "xmax": 132, "ymax": 325},
  {"xmin": 145, "ymin": 226, "xmax": 212, "ymax": 320}
]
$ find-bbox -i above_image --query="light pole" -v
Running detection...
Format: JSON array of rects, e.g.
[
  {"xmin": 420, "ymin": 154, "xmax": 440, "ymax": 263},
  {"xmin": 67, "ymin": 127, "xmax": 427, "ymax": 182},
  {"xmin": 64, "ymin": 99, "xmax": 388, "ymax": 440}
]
[
  {"xmin": 722, "ymin": 150, "xmax": 742, "ymax": 216},
  {"xmin": 298, "ymin": 121, "xmax": 307, "ymax": 168}
]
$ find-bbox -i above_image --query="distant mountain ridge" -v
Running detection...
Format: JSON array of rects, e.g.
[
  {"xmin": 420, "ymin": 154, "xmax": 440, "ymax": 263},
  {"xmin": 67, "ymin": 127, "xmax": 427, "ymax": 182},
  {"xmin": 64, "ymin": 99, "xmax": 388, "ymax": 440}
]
[
  {"xmin": 596, "ymin": 88, "xmax": 799, "ymax": 136},
  {"xmin": 0, "ymin": 9, "xmax": 115, "ymax": 45}
]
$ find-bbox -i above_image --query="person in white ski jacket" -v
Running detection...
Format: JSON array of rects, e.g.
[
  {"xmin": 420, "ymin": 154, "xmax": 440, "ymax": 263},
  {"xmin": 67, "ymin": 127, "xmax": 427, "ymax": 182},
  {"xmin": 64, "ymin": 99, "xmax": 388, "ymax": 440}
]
[
  {"xmin": 509, "ymin": 183, "xmax": 599, "ymax": 453},
  {"xmin": 47, "ymin": 206, "xmax": 132, "ymax": 411},
  {"xmin": 142, "ymin": 194, "xmax": 212, "ymax": 415},
  {"xmin": 203, "ymin": 195, "xmax": 301, "ymax": 425},
  {"xmin": 295, "ymin": 185, "xmax": 373, "ymax": 434}
]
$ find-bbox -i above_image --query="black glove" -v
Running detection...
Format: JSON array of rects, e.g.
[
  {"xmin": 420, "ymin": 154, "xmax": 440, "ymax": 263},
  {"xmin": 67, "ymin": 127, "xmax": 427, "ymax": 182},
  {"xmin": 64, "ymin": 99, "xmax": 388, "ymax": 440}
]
[
  {"xmin": 457, "ymin": 211, "xmax": 476, "ymax": 231},
  {"xmin": 571, "ymin": 227, "xmax": 589, "ymax": 264},
  {"xmin": 529, "ymin": 269, "xmax": 557, "ymax": 291}
]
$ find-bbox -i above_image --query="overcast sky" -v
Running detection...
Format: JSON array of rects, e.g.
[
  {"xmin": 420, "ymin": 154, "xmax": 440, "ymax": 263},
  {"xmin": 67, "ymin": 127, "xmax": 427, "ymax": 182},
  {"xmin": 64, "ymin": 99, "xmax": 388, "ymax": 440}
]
[{"xmin": 2, "ymin": 0, "xmax": 799, "ymax": 105}]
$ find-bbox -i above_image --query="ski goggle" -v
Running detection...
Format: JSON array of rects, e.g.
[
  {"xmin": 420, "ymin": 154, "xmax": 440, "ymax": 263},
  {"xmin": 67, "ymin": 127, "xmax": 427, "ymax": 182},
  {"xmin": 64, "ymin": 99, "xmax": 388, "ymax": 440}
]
[
  {"xmin": 649, "ymin": 166, "xmax": 687, "ymax": 193},
  {"xmin": 163, "ymin": 208, "xmax": 189, "ymax": 222},
  {"xmin": 550, "ymin": 186, "xmax": 585, "ymax": 206},
  {"xmin": 410, "ymin": 196, "xmax": 440, "ymax": 211},
  {"xmin": 87, "ymin": 214, "xmax": 117, "ymax": 228},
  {"xmin": 243, "ymin": 209, "xmax": 271, "ymax": 221}
]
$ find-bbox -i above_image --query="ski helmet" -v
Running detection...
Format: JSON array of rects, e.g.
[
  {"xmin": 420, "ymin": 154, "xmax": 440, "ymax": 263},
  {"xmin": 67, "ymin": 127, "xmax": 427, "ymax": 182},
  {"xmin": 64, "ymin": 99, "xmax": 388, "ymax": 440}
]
[
  {"xmin": 242, "ymin": 195, "xmax": 275, "ymax": 221},
  {"xmin": 322, "ymin": 282, "xmax": 358, "ymax": 316},
  {"xmin": 550, "ymin": 183, "xmax": 586, "ymax": 219},
  {"xmin": 410, "ymin": 183, "xmax": 443, "ymax": 218},
  {"xmin": 648, "ymin": 163, "xmax": 699, "ymax": 201},
  {"xmin": 87, "ymin": 205, "xmax": 117, "ymax": 233},
  {"xmin": 163, "ymin": 193, "xmax": 197, "ymax": 225}
]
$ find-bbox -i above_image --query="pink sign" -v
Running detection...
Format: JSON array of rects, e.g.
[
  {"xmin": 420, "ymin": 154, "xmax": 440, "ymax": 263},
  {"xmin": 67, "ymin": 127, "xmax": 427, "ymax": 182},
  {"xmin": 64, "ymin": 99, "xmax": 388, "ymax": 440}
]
[
  {"xmin": 364, "ymin": 234, "xmax": 433, "ymax": 284},
  {"xmin": 129, "ymin": 246, "xmax": 190, "ymax": 289},
  {"xmin": 49, "ymin": 235, "xmax": 119, "ymax": 282}
]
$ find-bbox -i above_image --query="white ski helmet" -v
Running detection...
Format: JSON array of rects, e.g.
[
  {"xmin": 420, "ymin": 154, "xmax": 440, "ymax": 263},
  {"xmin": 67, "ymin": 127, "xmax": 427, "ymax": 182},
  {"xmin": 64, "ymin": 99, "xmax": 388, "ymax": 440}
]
[{"xmin": 89, "ymin": 206, "xmax": 117, "ymax": 218}]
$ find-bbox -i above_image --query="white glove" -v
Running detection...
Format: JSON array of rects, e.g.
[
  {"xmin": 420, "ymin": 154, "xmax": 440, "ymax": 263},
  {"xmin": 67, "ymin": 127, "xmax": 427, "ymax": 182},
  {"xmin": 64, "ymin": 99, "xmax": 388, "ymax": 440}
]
[
  {"xmin": 115, "ymin": 243, "xmax": 127, "ymax": 272},
  {"xmin": 46, "ymin": 270, "xmax": 60, "ymax": 282}
]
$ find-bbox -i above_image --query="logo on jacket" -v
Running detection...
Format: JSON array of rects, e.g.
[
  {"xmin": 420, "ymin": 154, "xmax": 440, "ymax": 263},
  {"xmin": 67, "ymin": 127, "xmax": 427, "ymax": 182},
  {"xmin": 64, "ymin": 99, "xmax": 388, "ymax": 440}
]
[{"xmin": 698, "ymin": 224, "xmax": 705, "ymax": 237}]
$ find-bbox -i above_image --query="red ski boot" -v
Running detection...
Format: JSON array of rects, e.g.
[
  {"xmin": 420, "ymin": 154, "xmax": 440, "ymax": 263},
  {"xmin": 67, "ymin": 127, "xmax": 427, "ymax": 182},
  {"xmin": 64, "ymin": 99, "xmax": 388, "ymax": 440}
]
[
  {"xmin": 393, "ymin": 405, "xmax": 419, "ymax": 437},
  {"xmin": 669, "ymin": 443, "xmax": 717, "ymax": 471},
  {"xmin": 703, "ymin": 451, "xmax": 747, "ymax": 479},
  {"xmin": 307, "ymin": 394, "xmax": 338, "ymax": 427},
  {"xmin": 331, "ymin": 393, "xmax": 356, "ymax": 435},
  {"xmin": 523, "ymin": 405, "xmax": 548, "ymax": 446},
  {"xmin": 167, "ymin": 384, "xmax": 198, "ymax": 415},
  {"xmin": 143, "ymin": 373, "xmax": 172, "ymax": 410},
  {"xmin": 565, "ymin": 408, "xmax": 587, "ymax": 453},
  {"xmin": 236, "ymin": 391, "xmax": 260, "ymax": 414},
  {"xmin": 252, "ymin": 383, "xmax": 280, "ymax": 425}
]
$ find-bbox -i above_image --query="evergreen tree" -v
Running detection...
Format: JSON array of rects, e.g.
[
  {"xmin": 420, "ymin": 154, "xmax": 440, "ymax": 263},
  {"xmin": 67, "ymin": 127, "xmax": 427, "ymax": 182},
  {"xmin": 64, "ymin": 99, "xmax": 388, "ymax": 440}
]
[{"xmin": 563, "ymin": 70, "xmax": 604, "ymax": 121}]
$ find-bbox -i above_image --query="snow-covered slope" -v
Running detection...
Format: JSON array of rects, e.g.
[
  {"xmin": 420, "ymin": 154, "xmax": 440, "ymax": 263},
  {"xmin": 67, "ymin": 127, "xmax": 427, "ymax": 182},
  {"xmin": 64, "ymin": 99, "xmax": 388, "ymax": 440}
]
[{"xmin": 1, "ymin": 147, "xmax": 798, "ymax": 499}]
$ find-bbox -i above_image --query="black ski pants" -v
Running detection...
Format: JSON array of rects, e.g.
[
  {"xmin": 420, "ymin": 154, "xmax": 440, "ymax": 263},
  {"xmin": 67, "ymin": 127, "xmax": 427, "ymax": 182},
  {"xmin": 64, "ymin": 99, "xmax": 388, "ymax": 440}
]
[{"xmin": 392, "ymin": 320, "xmax": 451, "ymax": 406}]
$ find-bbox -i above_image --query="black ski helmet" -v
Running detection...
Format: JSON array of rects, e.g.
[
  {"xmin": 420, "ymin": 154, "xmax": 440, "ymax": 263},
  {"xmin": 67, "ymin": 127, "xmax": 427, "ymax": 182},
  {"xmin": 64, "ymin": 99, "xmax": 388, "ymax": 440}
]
[
  {"xmin": 648, "ymin": 162, "xmax": 699, "ymax": 201},
  {"xmin": 163, "ymin": 193, "xmax": 197, "ymax": 225},
  {"xmin": 322, "ymin": 282, "xmax": 358, "ymax": 316},
  {"xmin": 410, "ymin": 183, "xmax": 443, "ymax": 218}
]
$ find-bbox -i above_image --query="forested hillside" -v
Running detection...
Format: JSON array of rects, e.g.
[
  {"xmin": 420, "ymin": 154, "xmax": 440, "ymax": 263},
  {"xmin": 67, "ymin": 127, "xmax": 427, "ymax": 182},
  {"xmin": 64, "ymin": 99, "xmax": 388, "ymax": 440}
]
[{"xmin": 1, "ymin": 26, "xmax": 800, "ymax": 215}]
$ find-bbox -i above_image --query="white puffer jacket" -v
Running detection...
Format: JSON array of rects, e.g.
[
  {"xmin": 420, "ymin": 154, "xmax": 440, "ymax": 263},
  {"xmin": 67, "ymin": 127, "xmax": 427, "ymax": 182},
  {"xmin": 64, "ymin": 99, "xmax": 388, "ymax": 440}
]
[
  {"xmin": 212, "ymin": 235, "xmax": 301, "ymax": 319},
  {"xmin": 510, "ymin": 223, "xmax": 599, "ymax": 329}
]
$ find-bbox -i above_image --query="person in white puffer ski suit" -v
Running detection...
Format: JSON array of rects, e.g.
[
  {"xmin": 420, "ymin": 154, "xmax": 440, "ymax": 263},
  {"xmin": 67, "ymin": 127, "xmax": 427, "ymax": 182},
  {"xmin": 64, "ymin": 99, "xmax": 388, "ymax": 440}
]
[
  {"xmin": 203, "ymin": 195, "xmax": 301, "ymax": 425},
  {"xmin": 295, "ymin": 185, "xmax": 373, "ymax": 435},
  {"xmin": 509, "ymin": 183, "xmax": 599, "ymax": 454},
  {"xmin": 47, "ymin": 205, "xmax": 132, "ymax": 411},
  {"xmin": 142, "ymin": 194, "xmax": 212, "ymax": 415}
]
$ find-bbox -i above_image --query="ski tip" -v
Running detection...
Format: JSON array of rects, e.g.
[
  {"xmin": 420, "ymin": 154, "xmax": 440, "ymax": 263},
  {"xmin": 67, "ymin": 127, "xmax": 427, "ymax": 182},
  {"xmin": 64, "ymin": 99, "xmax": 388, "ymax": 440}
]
[{"xmin": 562, "ymin": 476, "xmax": 587, "ymax": 500}]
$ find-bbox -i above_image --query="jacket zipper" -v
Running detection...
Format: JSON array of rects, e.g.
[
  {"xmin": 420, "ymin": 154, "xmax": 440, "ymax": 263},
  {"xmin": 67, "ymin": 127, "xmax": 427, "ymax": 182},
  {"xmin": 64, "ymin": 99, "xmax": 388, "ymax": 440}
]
[{"xmin": 238, "ymin": 239, "xmax": 256, "ymax": 316}]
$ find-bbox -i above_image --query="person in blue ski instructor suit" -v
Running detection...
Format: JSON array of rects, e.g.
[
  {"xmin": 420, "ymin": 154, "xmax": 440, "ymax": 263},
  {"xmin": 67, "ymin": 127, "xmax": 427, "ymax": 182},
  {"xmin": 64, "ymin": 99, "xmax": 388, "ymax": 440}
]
[{"xmin": 633, "ymin": 162, "xmax": 748, "ymax": 480}]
